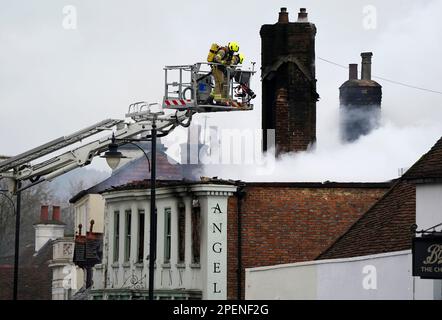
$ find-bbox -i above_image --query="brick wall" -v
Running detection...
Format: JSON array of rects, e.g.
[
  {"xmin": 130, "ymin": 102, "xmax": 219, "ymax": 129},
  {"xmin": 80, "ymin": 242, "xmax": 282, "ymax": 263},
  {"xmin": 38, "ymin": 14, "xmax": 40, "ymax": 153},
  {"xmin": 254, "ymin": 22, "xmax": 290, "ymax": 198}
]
[
  {"xmin": 261, "ymin": 17, "xmax": 317, "ymax": 154},
  {"xmin": 226, "ymin": 182, "xmax": 390, "ymax": 299}
]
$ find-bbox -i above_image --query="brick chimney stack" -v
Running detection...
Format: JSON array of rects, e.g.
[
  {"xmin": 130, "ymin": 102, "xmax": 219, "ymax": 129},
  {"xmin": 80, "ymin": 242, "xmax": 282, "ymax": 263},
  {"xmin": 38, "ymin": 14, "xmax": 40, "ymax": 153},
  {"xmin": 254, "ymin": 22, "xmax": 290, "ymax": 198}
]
[
  {"xmin": 349, "ymin": 64, "xmax": 358, "ymax": 80},
  {"xmin": 339, "ymin": 52, "xmax": 382, "ymax": 142},
  {"xmin": 297, "ymin": 8, "xmax": 308, "ymax": 22},
  {"xmin": 52, "ymin": 206, "xmax": 61, "ymax": 221},
  {"xmin": 361, "ymin": 52, "xmax": 373, "ymax": 80},
  {"xmin": 278, "ymin": 7, "xmax": 289, "ymax": 23},
  {"xmin": 40, "ymin": 205, "xmax": 49, "ymax": 222},
  {"xmin": 261, "ymin": 7, "xmax": 318, "ymax": 154}
]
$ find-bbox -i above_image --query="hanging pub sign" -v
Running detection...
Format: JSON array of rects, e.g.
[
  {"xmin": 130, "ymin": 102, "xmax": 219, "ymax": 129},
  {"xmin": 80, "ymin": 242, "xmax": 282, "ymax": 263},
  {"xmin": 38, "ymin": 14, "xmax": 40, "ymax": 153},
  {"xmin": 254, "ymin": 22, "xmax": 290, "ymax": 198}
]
[
  {"xmin": 412, "ymin": 234, "xmax": 442, "ymax": 279},
  {"xmin": 73, "ymin": 220, "xmax": 103, "ymax": 269}
]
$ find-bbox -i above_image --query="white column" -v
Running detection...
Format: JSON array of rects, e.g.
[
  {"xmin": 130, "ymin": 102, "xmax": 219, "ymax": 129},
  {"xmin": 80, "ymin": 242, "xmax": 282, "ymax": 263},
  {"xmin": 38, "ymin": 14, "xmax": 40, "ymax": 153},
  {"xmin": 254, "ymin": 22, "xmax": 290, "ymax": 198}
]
[
  {"xmin": 118, "ymin": 205, "xmax": 125, "ymax": 265},
  {"xmin": 193, "ymin": 184, "xmax": 236, "ymax": 300},
  {"xmin": 184, "ymin": 197, "xmax": 192, "ymax": 267},
  {"xmin": 143, "ymin": 201, "xmax": 150, "ymax": 268},
  {"xmin": 82, "ymin": 205, "xmax": 87, "ymax": 235},
  {"xmin": 171, "ymin": 200, "xmax": 178, "ymax": 267},
  {"xmin": 107, "ymin": 204, "xmax": 114, "ymax": 286},
  {"xmin": 143, "ymin": 199, "xmax": 150, "ymax": 288},
  {"xmin": 101, "ymin": 203, "xmax": 109, "ymax": 289},
  {"xmin": 156, "ymin": 202, "xmax": 164, "ymax": 289},
  {"xmin": 131, "ymin": 203, "xmax": 138, "ymax": 265}
]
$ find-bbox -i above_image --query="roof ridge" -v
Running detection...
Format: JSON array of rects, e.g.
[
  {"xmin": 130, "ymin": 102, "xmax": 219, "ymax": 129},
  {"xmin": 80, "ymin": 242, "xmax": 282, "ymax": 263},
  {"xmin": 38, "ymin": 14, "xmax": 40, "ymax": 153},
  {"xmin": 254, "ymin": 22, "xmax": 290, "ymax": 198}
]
[{"xmin": 402, "ymin": 135, "xmax": 442, "ymax": 180}]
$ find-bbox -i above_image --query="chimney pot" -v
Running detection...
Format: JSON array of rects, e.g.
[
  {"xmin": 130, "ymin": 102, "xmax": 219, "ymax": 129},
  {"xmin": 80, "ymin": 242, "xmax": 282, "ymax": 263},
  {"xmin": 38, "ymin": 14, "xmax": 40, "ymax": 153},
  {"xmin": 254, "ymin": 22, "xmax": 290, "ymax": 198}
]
[
  {"xmin": 361, "ymin": 52, "xmax": 373, "ymax": 80},
  {"xmin": 52, "ymin": 206, "xmax": 61, "ymax": 221},
  {"xmin": 278, "ymin": 7, "xmax": 289, "ymax": 23},
  {"xmin": 40, "ymin": 205, "xmax": 49, "ymax": 222},
  {"xmin": 297, "ymin": 8, "xmax": 308, "ymax": 22},
  {"xmin": 349, "ymin": 64, "xmax": 358, "ymax": 80}
]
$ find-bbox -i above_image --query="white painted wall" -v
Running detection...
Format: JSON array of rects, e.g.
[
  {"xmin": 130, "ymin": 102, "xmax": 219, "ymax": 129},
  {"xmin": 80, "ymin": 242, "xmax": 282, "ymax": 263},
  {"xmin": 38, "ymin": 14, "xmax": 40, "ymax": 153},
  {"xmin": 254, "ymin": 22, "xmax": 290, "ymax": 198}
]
[
  {"xmin": 246, "ymin": 182, "xmax": 442, "ymax": 300},
  {"xmin": 415, "ymin": 183, "xmax": 442, "ymax": 300},
  {"xmin": 34, "ymin": 224, "xmax": 65, "ymax": 252},
  {"xmin": 196, "ymin": 189, "xmax": 233, "ymax": 300},
  {"xmin": 416, "ymin": 183, "xmax": 442, "ymax": 231},
  {"xmin": 96, "ymin": 183, "xmax": 235, "ymax": 299},
  {"xmin": 74, "ymin": 194, "xmax": 105, "ymax": 234},
  {"xmin": 246, "ymin": 251, "xmax": 416, "ymax": 300}
]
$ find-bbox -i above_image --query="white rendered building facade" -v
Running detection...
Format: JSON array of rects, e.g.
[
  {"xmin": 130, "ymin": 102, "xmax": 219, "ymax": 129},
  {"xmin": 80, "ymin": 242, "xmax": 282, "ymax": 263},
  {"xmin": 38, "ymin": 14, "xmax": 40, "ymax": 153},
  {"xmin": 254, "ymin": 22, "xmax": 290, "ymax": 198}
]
[{"xmin": 88, "ymin": 181, "xmax": 236, "ymax": 300}]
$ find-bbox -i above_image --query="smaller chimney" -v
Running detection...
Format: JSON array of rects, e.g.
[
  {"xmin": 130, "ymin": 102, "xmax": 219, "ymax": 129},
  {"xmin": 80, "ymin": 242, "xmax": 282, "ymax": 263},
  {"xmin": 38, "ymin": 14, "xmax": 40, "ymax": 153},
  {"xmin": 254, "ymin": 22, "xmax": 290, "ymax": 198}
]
[
  {"xmin": 278, "ymin": 7, "xmax": 289, "ymax": 23},
  {"xmin": 297, "ymin": 8, "xmax": 308, "ymax": 22},
  {"xmin": 349, "ymin": 64, "xmax": 358, "ymax": 80},
  {"xmin": 361, "ymin": 52, "xmax": 373, "ymax": 80},
  {"xmin": 40, "ymin": 205, "xmax": 49, "ymax": 221},
  {"xmin": 52, "ymin": 206, "xmax": 61, "ymax": 221},
  {"xmin": 34, "ymin": 204, "xmax": 65, "ymax": 252}
]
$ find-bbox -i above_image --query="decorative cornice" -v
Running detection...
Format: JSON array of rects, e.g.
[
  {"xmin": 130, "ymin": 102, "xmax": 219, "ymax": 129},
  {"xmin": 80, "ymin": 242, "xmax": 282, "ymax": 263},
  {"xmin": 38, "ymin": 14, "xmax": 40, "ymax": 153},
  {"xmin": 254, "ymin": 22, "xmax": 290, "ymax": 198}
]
[{"xmin": 103, "ymin": 184, "xmax": 236, "ymax": 202}]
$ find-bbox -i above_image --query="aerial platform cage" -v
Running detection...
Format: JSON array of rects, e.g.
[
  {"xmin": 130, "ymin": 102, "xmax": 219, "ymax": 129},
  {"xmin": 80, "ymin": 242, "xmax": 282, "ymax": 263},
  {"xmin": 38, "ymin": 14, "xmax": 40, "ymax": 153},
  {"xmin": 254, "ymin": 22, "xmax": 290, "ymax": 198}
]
[{"xmin": 162, "ymin": 62, "xmax": 256, "ymax": 113}]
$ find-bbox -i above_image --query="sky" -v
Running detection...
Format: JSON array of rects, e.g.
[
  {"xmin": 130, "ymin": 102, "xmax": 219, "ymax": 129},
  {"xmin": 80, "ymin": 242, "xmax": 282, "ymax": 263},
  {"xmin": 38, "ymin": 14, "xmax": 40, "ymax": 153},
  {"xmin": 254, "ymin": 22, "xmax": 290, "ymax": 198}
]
[{"xmin": 1, "ymin": 0, "xmax": 441, "ymax": 183}]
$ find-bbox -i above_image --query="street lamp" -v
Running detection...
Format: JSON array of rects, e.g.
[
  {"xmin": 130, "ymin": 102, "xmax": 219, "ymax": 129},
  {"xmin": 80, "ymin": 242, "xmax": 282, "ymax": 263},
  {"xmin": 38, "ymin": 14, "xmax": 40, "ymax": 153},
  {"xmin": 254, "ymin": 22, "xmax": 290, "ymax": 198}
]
[
  {"xmin": 102, "ymin": 139, "xmax": 126, "ymax": 170},
  {"xmin": 0, "ymin": 190, "xmax": 20, "ymax": 300},
  {"xmin": 0, "ymin": 184, "xmax": 20, "ymax": 300},
  {"xmin": 102, "ymin": 122, "xmax": 157, "ymax": 300}
]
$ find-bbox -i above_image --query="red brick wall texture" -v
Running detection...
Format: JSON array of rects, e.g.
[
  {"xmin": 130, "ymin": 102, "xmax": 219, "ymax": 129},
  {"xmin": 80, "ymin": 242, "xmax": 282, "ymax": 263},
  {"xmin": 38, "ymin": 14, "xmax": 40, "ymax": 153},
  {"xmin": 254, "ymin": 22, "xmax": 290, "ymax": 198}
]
[{"xmin": 226, "ymin": 183, "xmax": 390, "ymax": 300}]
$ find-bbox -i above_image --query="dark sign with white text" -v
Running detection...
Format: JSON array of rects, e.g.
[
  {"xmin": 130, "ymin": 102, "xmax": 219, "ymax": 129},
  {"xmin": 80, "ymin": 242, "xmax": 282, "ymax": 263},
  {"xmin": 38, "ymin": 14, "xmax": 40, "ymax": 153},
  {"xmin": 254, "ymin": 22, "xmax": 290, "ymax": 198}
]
[{"xmin": 412, "ymin": 235, "xmax": 442, "ymax": 279}]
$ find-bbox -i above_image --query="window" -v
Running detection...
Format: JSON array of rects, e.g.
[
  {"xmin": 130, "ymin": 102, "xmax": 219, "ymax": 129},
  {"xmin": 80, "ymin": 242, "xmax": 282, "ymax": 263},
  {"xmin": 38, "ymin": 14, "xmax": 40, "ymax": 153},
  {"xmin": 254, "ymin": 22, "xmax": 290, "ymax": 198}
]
[
  {"xmin": 113, "ymin": 211, "xmax": 120, "ymax": 262},
  {"xmin": 125, "ymin": 210, "xmax": 132, "ymax": 262},
  {"xmin": 191, "ymin": 205, "xmax": 201, "ymax": 264},
  {"xmin": 177, "ymin": 203, "xmax": 185, "ymax": 263},
  {"xmin": 164, "ymin": 208, "xmax": 172, "ymax": 263},
  {"xmin": 138, "ymin": 210, "xmax": 145, "ymax": 263}
]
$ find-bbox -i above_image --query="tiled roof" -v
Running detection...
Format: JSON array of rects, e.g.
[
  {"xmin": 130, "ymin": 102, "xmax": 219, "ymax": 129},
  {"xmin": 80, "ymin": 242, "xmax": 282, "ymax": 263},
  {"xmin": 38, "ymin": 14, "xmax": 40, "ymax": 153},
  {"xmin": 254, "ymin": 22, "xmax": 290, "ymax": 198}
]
[
  {"xmin": 70, "ymin": 148, "xmax": 199, "ymax": 203},
  {"xmin": 403, "ymin": 136, "xmax": 442, "ymax": 181},
  {"xmin": 0, "ymin": 241, "xmax": 53, "ymax": 300},
  {"xmin": 317, "ymin": 136, "xmax": 442, "ymax": 260},
  {"xmin": 317, "ymin": 180, "xmax": 415, "ymax": 260}
]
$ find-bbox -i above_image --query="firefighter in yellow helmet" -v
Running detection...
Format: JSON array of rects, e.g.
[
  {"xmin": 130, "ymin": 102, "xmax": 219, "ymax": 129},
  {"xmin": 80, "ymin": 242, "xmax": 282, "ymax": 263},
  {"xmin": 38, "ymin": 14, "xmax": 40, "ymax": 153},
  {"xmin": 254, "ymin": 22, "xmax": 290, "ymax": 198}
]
[{"xmin": 211, "ymin": 41, "xmax": 240, "ymax": 104}]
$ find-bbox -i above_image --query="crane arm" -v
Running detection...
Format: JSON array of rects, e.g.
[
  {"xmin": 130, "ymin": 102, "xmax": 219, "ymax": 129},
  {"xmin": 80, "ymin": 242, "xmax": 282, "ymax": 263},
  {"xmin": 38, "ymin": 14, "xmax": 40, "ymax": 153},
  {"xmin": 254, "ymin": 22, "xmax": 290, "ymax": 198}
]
[{"xmin": 0, "ymin": 108, "xmax": 193, "ymax": 187}]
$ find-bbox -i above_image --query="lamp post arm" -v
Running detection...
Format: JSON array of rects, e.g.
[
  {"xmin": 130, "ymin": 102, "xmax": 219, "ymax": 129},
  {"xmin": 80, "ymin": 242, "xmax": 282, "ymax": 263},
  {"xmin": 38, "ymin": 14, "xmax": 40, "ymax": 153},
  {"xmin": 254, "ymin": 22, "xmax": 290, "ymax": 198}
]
[{"xmin": 117, "ymin": 141, "xmax": 151, "ymax": 172}]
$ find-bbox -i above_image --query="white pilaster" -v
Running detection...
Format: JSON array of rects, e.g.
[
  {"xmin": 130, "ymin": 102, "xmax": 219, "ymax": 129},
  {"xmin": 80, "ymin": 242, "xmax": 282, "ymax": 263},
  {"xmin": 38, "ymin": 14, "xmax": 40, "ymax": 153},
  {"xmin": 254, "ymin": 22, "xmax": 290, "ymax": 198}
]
[
  {"xmin": 192, "ymin": 184, "xmax": 236, "ymax": 300},
  {"xmin": 184, "ymin": 197, "xmax": 192, "ymax": 269},
  {"xmin": 131, "ymin": 203, "xmax": 138, "ymax": 264}
]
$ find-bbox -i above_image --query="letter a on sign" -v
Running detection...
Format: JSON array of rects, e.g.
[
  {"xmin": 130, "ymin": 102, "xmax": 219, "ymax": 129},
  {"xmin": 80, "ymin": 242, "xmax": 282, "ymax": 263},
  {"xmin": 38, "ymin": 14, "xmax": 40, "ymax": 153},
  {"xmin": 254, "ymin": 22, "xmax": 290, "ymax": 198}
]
[
  {"xmin": 212, "ymin": 203, "xmax": 222, "ymax": 214},
  {"xmin": 362, "ymin": 265, "xmax": 377, "ymax": 290}
]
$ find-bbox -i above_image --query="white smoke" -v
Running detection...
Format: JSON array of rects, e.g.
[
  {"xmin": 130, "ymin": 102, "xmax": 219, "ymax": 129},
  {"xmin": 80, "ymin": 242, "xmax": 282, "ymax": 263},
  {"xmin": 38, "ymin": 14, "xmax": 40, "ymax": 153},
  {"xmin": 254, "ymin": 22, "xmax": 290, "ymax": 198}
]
[{"xmin": 198, "ymin": 119, "xmax": 441, "ymax": 183}]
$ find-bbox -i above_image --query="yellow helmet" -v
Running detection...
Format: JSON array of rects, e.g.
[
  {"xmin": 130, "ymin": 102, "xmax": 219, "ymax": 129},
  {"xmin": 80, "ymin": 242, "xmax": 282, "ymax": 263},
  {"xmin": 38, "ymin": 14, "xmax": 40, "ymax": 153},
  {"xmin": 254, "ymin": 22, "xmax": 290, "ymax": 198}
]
[
  {"xmin": 238, "ymin": 53, "xmax": 245, "ymax": 64},
  {"xmin": 228, "ymin": 41, "xmax": 239, "ymax": 52}
]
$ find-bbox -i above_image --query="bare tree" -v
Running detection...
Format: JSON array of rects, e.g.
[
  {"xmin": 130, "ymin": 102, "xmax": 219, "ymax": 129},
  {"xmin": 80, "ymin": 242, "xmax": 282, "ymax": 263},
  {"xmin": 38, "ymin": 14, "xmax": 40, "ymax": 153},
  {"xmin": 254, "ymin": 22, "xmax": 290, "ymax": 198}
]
[{"xmin": 0, "ymin": 180, "xmax": 55, "ymax": 257}]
